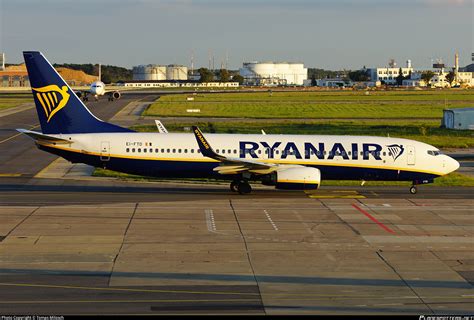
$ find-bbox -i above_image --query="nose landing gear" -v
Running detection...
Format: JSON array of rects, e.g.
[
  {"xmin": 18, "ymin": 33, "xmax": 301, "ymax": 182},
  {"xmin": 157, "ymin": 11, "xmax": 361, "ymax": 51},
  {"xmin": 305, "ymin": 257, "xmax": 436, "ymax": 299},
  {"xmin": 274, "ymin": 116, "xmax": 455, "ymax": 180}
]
[{"xmin": 409, "ymin": 185, "xmax": 418, "ymax": 194}]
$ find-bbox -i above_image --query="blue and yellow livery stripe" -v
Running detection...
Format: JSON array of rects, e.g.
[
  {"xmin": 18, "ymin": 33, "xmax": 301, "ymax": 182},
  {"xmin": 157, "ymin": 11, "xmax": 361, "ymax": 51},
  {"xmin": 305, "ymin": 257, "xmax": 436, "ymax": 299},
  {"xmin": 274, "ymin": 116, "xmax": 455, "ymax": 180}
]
[{"xmin": 37, "ymin": 141, "xmax": 445, "ymax": 177}]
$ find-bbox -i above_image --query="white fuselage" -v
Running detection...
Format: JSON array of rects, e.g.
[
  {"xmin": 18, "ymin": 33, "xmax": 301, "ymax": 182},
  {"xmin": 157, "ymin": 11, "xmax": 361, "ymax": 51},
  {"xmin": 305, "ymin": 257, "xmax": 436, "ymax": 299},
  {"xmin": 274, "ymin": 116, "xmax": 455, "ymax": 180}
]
[
  {"xmin": 38, "ymin": 132, "xmax": 460, "ymax": 181},
  {"xmin": 90, "ymin": 81, "xmax": 106, "ymax": 96}
]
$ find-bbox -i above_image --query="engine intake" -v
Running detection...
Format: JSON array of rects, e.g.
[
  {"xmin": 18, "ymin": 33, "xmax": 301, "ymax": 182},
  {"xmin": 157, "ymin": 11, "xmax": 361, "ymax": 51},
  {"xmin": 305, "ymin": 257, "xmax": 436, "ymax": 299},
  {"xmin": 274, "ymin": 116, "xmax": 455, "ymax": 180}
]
[{"xmin": 112, "ymin": 91, "xmax": 121, "ymax": 100}]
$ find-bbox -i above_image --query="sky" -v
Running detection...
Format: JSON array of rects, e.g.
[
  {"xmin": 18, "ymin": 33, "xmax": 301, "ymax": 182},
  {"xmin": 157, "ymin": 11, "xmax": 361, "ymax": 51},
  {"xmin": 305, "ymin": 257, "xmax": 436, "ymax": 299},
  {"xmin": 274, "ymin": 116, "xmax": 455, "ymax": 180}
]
[{"xmin": 0, "ymin": 0, "xmax": 472, "ymax": 70}]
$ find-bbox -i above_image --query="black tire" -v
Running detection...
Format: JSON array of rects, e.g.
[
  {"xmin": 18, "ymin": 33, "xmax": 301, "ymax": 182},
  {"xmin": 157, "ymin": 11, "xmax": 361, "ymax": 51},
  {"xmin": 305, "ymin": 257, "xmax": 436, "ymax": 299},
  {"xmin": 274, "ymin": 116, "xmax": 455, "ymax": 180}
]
[
  {"xmin": 237, "ymin": 181, "xmax": 252, "ymax": 195},
  {"xmin": 230, "ymin": 180, "xmax": 239, "ymax": 192},
  {"xmin": 409, "ymin": 186, "xmax": 417, "ymax": 194}
]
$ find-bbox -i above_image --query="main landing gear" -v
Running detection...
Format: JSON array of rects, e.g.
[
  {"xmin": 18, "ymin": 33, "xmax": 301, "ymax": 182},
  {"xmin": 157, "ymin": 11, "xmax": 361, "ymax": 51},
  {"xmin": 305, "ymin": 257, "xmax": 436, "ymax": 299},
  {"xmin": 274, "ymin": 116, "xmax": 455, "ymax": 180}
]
[{"xmin": 230, "ymin": 180, "xmax": 252, "ymax": 195}]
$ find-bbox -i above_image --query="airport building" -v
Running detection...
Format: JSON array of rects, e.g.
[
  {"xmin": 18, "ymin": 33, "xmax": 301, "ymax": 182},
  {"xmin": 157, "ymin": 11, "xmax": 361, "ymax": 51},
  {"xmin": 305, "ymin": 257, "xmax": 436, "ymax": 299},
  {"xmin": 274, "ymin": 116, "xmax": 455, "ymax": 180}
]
[
  {"xmin": 239, "ymin": 61, "xmax": 308, "ymax": 86},
  {"xmin": 366, "ymin": 60, "xmax": 414, "ymax": 85},
  {"xmin": 117, "ymin": 80, "xmax": 239, "ymax": 88},
  {"xmin": 133, "ymin": 64, "xmax": 188, "ymax": 81},
  {"xmin": 0, "ymin": 53, "xmax": 4, "ymax": 71}
]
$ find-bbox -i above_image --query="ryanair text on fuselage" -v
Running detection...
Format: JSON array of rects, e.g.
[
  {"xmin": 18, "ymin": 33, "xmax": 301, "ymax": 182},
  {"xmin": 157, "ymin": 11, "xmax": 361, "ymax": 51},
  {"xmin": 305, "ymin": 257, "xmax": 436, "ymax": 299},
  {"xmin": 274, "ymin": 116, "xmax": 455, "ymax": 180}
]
[{"xmin": 238, "ymin": 141, "xmax": 403, "ymax": 161}]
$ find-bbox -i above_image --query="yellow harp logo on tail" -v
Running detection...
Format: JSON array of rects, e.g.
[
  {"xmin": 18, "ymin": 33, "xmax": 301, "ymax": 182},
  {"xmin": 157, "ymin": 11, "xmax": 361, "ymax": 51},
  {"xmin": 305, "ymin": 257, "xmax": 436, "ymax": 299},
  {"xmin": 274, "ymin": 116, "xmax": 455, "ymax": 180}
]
[{"xmin": 32, "ymin": 85, "xmax": 70, "ymax": 122}]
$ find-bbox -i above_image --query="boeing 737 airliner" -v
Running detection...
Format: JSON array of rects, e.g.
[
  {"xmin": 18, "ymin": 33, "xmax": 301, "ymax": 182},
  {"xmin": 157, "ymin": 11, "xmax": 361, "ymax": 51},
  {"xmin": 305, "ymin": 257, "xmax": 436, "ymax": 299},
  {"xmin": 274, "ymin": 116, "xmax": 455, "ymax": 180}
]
[{"xmin": 19, "ymin": 52, "xmax": 460, "ymax": 194}]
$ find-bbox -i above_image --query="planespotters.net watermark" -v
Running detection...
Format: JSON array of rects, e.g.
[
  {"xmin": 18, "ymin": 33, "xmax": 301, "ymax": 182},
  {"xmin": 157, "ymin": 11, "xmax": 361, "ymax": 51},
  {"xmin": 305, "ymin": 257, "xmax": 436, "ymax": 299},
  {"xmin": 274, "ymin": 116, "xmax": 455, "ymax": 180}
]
[
  {"xmin": 1, "ymin": 316, "xmax": 64, "ymax": 320},
  {"xmin": 419, "ymin": 316, "xmax": 474, "ymax": 320}
]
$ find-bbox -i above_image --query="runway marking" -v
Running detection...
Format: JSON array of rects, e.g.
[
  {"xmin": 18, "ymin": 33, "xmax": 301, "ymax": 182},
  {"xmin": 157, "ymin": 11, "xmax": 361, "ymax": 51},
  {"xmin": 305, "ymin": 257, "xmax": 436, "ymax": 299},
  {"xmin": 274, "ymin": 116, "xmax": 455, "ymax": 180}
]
[
  {"xmin": 264, "ymin": 210, "xmax": 278, "ymax": 231},
  {"xmin": 0, "ymin": 173, "xmax": 22, "ymax": 177},
  {"xmin": 205, "ymin": 209, "xmax": 217, "ymax": 232},
  {"xmin": 34, "ymin": 158, "xmax": 62, "ymax": 178},
  {"xmin": 0, "ymin": 124, "xmax": 40, "ymax": 144},
  {"xmin": 352, "ymin": 203, "xmax": 395, "ymax": 234},
  {"xmin": 308, "ymin": 190, "xmax": 365, "ymax": 199}
]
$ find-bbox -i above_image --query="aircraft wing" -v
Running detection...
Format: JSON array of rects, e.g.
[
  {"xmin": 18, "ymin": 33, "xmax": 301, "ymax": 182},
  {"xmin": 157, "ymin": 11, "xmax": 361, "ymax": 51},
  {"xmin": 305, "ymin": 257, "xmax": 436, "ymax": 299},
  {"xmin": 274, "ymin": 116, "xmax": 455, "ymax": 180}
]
[
  {"xmin": 16, "ymin": 129, "xmax": 72, "ymax": 144},
  {"xmin": 192, "ymin": 126, "xmax": 283, "ymax": 175}
]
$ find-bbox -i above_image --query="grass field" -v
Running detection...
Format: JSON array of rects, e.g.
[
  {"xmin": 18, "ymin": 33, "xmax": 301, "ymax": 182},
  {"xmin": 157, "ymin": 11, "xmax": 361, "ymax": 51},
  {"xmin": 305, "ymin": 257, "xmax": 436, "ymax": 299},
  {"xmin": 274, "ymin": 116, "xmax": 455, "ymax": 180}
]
[
  {"xmin": 0, "ymin": 94, "xmax": 33, "ymax": 110},
  {"xmin": 145, "ymin": 90, "xmax": 474, "ymax": 119}
]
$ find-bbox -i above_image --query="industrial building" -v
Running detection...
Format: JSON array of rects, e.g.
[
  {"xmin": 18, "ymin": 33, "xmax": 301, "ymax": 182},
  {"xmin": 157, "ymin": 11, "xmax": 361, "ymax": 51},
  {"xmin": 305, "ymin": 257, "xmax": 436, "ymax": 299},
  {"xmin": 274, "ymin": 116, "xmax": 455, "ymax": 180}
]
[
  {"xmin": 442, "ymin": 108, "xmax": 474, "ymax": 130},
  {"xmin": 239, "ymin": 61, "xmax": 308, "ymax": 86},
  {"xmin": 366, "ymin": 60, "xmax": 414, "ymax": 85},
  {"xmin": 132, "ymin": 64, "xmax": 188, "ymax": 81}
]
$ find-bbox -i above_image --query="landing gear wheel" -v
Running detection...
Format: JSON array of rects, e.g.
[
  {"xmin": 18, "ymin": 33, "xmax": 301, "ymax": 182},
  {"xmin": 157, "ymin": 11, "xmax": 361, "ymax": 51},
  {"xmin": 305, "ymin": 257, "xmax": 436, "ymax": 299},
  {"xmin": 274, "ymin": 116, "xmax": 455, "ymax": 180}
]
[
  {"xmin": 237, "ymin": 181, "xmax": 252, "ymax": 195},
  {"xmin": 230, "ymin": 180, "xmax": 239, "ymax": 192},
  {"xmin": 409, "ymin": 185, "xmax": 417, "ymax": 194}
]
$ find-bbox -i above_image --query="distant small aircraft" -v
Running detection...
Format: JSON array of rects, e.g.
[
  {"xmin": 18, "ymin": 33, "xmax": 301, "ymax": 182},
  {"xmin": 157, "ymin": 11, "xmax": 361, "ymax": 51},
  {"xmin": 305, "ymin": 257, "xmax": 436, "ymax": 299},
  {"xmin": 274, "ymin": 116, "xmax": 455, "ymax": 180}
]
[{"xmin": 76, "ymin": 64, "xmax": 121, "ymax": 102}]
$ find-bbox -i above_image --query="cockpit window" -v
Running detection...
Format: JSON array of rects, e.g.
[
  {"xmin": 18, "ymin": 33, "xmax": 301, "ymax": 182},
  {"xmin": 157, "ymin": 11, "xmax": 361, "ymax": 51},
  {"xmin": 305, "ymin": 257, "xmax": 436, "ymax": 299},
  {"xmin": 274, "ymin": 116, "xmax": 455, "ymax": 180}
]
[{"xmin": 427, "ymin": 150, "xmax": 441, "ymax": 156}]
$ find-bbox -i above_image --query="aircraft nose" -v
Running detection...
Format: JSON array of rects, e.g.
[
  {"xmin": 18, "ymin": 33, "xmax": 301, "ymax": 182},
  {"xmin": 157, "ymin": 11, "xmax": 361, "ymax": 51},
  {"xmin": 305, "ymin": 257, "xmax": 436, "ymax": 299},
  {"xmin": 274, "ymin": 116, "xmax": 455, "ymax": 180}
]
[{"xmin": 446, "ymin": 156, "xmax": 460, "ymax": 173}]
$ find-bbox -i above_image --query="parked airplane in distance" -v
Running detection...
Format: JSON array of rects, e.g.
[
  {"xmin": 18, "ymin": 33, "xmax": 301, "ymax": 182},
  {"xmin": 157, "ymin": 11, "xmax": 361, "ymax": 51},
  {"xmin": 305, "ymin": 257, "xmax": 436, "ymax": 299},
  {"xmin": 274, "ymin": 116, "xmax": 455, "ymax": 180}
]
[
  {"xmin": 19, "ymin": 51, "xmax": 460, "ymax": 194},
  {"xmin": 76, "ymin": 64, "xmax": 121, "ymax": 102}
]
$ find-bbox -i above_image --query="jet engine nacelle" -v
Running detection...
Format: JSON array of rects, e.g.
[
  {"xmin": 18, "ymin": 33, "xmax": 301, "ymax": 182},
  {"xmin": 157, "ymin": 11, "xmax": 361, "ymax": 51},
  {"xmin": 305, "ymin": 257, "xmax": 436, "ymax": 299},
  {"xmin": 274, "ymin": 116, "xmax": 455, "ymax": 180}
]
[
  {"xmin": 274, "ymin": 167, "xmax": 321, "ymax": 190},
  {"xmin": 111, "ymin": 91, "xmax": 121, "ymax": 100}
]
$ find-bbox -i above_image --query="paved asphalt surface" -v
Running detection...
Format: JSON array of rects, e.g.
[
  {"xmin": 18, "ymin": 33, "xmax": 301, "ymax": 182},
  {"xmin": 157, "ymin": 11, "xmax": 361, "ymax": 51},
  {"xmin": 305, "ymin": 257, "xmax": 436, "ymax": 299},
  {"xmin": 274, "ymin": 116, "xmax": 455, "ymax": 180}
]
[{"xmin": 0, "ymin": 92, "xmax": 472, "ymax": 315}]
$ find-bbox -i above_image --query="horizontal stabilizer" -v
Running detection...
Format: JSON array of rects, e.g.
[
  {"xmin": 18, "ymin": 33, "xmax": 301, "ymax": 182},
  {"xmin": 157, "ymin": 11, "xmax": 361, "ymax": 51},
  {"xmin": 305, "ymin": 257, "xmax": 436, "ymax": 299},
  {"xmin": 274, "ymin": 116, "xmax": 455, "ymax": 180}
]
[{"xmin": 16, "ymin": 129, "xmax": 71, "ymax": 144}]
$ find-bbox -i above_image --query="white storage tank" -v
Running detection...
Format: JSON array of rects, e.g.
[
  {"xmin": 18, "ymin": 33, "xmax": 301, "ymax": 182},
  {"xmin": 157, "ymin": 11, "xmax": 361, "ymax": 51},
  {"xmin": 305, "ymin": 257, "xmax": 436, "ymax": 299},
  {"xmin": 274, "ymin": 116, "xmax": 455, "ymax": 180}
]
[
  {"xmin": 239, "ymin": 61, "xmax": 307, "ymax": 85},
  {"xmin": 132, "ymin": 65, "xmax": 167, "ymax": 81},
  {"xmin": 166, "ymin": 65, "xmax": 188, "ymax": 80}
]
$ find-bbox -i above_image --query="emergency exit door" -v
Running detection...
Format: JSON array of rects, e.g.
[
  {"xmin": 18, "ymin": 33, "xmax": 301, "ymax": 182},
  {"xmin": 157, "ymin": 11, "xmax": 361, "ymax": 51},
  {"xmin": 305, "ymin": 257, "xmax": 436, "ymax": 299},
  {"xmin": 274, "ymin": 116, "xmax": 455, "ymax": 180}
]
[{"xmin": 406, "ymin": 145, "xmax": 415, "ymax": 165}]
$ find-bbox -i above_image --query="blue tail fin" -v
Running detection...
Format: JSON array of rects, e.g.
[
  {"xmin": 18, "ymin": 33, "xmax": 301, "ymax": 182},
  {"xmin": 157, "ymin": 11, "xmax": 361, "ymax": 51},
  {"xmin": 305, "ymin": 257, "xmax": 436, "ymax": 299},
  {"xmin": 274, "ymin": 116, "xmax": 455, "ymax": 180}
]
[{"xmin": 23, "ymin": 51, "xmax": 132, "ymax": 134}]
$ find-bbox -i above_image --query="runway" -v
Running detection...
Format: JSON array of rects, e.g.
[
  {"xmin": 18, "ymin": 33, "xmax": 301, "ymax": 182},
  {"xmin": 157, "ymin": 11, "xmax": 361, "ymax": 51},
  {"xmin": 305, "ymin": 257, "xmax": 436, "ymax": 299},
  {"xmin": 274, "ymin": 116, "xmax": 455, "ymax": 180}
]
[
  {"xmin": 0, "ymin": 181, "xmax": 473, "ymax": 315},
  {"xmin": 0, "ymin": 94, "xmax": 473, "ymax": 315}
]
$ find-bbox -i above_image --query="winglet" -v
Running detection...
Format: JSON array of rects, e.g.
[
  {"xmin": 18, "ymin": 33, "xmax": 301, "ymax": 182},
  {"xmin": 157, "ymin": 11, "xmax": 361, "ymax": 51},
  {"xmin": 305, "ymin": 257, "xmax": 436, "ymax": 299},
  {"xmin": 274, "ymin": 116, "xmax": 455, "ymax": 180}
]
[{"xmin": 192, "ymin": 126, "xmax": 223, "ymax": 160}]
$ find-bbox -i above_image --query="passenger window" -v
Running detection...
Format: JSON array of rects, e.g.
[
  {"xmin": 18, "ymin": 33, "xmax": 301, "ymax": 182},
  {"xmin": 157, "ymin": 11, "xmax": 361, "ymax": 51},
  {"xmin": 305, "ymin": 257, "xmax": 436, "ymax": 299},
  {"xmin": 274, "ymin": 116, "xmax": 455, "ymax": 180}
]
[
  {"xmin": 167, "ymin": 149, "xmax": 170, "ymax": 153},
  {"xmin": 144, "ymin": 148, "xmax": 147, "ymax": 153},
  {"xmin": 234, "ymin": 150, "xmax": 237, "ymax": 154},
  {"xmin": 228, "ymin": 149, "xmax": 231, "ymax": 154},
  {"xmin": 173, "ymin": 149, "xmax": 176, "ymax": 153},
  {"xmin": 198, "ymin": 150, "xmax": 201, "ymax": 153},
  {"xmin": 132, "ymin": 148, "xmax": 135, "ymax": 152},
  {"xmin": 216, "ymin": 149, "xmax": 219, "ymax": 153},
  {"xmin": 184, "ymin": 149, "xmax": 188, "ymax": 153},
  {"xmin": 126, "ymin": 148, "xmax": 130, "ymax": 153},
  {"xmin": 178, "ymin": 149, "xmax": 181, "ymax": 153},
  {"xmin": 138, "ymin": 148, "xmax": 141, "ymax": 153},
  {"xmin": 150, "ymin": 148, "xmax": 152, "ymax": 153},
  {"xmin": 191, "ymin": 149, "xmax": 194, "ymax": 153},
  {"xmin": 222, "ymin": 149, "xmax": 225, "ymax": 154},
  {"xmin": 155, "ymin": 148, "xmax": 159, "ymax": 153}
]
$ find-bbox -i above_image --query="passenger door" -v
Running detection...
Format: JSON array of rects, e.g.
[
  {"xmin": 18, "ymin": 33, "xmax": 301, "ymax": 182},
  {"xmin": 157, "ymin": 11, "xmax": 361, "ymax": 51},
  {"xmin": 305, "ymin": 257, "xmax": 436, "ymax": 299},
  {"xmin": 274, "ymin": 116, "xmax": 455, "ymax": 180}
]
[
  {"xmin": 406, "ymin": 145, "xmax": 415, "ymax": 165},
  {"xmin": 100, "ymin": 141, "xmax": 110, "ymax": 162}
]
